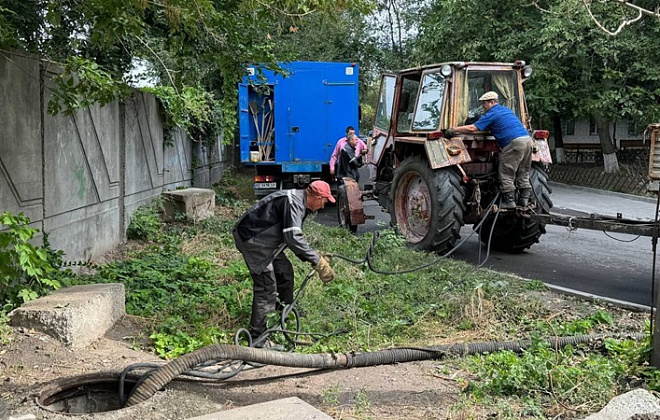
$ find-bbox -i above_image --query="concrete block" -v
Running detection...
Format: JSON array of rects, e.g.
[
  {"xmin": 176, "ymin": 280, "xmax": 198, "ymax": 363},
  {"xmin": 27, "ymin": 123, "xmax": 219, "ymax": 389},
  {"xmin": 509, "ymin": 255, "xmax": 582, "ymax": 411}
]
[
  {"xmin": 186, "ymin": 397, "xmax": 333, "ymax": 420},
  {"xmin": 163, "ymin": 188, "xmax": 215, "ymax": 222},
  {"xmin": 8, "ymin": 283, "xmax": 125, "ymax": 349},
  {"xmin": 583, "ymin": 389, "xmax": 660, "ymax": 420}
]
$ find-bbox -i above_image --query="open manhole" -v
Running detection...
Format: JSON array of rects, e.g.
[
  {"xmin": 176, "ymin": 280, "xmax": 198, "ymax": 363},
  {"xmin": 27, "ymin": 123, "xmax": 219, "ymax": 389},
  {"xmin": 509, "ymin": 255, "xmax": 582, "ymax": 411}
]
[{"xmin": 37, "ymin": 372, "xmax": 140, "ymax": 414}]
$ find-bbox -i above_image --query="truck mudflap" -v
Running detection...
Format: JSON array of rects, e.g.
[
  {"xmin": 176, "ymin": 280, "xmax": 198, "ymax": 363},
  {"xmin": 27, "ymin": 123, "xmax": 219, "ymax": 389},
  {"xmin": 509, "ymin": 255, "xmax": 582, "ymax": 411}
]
[
  {"xmin": 339, "ymin": 178, "xmax": 366, "ymax": 227},
  {"xmin": 425, "ymin": 138, "xmax": 472, "ymax": 170}
]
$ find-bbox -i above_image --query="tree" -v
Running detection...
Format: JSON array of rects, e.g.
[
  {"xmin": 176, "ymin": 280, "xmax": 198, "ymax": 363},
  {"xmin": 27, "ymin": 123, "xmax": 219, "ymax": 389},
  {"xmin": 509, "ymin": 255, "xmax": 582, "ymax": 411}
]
[
  {"xmin": 411, "ymin": 0, "xmax": 660, "ymax": 172},
  {"xmin": 0, "ymin": 0, "xmax": 373, "ymax": 145}
]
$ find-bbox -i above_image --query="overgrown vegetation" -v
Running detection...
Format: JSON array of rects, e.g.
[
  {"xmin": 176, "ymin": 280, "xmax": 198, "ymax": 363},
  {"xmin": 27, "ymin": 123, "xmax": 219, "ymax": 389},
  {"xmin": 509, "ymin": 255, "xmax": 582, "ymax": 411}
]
[
  {"xmin": 3, "ymin": 169, "xmax": 657, "ymax": 417},
  {"xmin": 0, "ymin": 212, "xmax": 68, "ymax": 312}
]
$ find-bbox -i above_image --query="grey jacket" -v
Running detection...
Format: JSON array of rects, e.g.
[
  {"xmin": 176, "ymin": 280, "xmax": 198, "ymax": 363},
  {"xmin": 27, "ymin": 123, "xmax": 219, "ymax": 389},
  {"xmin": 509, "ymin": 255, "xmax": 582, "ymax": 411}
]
[{"xmin": 232, "ymin": 189, "xmax": 320, "ymax": 274}]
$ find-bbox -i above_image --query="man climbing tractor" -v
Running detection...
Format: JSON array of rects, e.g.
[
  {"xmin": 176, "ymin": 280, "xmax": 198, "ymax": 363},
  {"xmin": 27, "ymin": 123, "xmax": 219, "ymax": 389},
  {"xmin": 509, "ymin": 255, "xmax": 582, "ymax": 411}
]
[{"xmin": 445, "ymin": 91, "xmax": 533, "ymax": 210}]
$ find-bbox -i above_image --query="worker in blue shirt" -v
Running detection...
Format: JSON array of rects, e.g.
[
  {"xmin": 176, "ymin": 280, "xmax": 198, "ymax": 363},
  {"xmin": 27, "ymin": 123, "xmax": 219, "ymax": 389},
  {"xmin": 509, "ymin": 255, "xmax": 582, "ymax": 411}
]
[{"xmin": 444, "ymin": 91, "xmax": 532, "ymax": 210}]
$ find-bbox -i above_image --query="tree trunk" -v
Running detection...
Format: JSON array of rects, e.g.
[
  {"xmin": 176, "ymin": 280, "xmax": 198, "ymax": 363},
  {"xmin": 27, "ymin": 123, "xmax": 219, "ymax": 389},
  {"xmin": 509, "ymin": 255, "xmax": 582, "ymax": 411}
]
[
  {"xmin": 595, "ymin": 116, "xmax": 619, "ymax": 173},
  {"xmin": 552, "ymin": 115, "xmax": 565, "ymax": 164}
]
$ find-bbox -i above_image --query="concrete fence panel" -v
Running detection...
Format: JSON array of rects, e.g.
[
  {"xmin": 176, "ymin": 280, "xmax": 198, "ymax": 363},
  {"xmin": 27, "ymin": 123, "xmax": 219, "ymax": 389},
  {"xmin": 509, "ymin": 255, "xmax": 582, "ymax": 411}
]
[
  {"xmin": 0, "ymin": 50, "xmax": 227, "ymax": 262},
  {"xmin": 0, "ymin": 52, "xmax": 43, "ymax": 226}
]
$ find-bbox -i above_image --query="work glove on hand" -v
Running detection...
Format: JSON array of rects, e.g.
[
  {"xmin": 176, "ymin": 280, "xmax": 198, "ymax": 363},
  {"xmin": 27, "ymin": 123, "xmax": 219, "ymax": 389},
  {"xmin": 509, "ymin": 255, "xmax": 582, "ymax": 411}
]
[
  {"xmin": 313, "ymin": 256, "xmax": 335, "ymax": 284},
  {"xmin": 444, "ymin": 128, "xmax": 457, "ymax": 138}
]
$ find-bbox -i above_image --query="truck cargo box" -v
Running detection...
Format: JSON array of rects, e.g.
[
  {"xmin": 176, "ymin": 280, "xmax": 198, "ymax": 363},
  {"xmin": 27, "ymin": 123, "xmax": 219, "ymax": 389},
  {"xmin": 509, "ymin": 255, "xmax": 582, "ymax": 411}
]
[{"xmin": 239, "ymin": 61, "xmax": 359, "ymax": 195}]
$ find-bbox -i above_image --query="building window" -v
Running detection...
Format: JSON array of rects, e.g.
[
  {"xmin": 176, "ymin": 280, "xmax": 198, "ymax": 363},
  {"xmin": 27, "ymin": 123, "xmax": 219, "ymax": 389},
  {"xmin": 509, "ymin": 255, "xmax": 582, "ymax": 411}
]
[
  {"xmin": 561, "ymin": 118, "xmax": 575, "ymax": 136},
  {"xmin": 589, "ymin": 118, "xmax": 598, "ymax": 135}
]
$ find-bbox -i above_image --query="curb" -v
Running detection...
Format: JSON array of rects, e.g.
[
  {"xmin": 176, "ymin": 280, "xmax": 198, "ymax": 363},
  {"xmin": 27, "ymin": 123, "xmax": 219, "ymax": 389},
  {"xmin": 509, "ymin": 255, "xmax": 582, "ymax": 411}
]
[
  {"xmin": 543, "ymin": 282, "xmax": 652, "ymax": 313},
  {"xmin": 549, "ymin": 182, "xmax": 658, "ymax": 204}
]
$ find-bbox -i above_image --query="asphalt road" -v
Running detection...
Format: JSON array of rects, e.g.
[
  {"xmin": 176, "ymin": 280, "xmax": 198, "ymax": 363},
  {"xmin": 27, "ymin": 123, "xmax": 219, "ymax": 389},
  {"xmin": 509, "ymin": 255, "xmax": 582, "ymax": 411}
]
[{"xmin": 314, "ymin": 182, "xmax": 660, "ymax": 307}]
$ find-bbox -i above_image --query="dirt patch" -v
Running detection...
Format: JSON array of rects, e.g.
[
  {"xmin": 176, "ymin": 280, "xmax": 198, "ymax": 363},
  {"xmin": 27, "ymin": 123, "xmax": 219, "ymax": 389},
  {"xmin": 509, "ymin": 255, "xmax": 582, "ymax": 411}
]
[{"xmin": 0, "ymin": 316, "xmax": 462, "ymax": 419}]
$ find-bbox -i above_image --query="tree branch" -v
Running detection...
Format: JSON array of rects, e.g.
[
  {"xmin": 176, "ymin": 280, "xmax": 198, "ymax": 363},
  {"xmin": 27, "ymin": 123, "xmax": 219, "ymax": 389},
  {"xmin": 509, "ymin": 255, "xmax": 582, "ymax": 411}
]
[
  {"xmin": 583, "ymin": 0, "xmax": 656, "ymax": 36},
  {"xmin": 135, "ymin": 35, "xmax": 178, "ymax": 93}
]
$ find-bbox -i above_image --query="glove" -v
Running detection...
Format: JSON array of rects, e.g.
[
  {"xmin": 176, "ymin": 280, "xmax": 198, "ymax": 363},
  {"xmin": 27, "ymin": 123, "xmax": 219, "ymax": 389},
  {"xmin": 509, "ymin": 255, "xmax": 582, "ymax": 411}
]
[
  {"xmin": 313, "ymin": 256, "xmax": 335, "ymax": 284},
  {"xmin": 444, "ymin": 128, "xmax": 457, "ymax": 138}
]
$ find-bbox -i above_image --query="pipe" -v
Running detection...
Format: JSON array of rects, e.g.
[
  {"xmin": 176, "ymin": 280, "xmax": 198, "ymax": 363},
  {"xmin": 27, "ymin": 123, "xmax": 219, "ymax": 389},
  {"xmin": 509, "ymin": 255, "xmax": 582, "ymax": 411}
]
[{"xmin": 124, "ymin": 332, "xmax": 644, "ymax": 407}]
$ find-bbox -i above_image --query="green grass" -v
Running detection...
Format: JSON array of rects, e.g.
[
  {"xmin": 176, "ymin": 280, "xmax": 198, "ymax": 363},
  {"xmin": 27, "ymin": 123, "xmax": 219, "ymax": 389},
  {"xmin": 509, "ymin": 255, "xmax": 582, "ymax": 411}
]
[{"xmin": 61, "ymin": 168, "xmax": 657, "ymax": 417}]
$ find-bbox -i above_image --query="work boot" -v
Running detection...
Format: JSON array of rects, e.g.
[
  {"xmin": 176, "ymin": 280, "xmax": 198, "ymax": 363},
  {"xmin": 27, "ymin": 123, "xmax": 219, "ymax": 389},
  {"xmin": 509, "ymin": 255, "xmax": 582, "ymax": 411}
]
[
  {"xmin": 500, "ymin": 192, "xmax": 516, "ymax": 210},
  {"xmin": 517, "ymin": 188, "xmax": 532, "ymax": 207}
]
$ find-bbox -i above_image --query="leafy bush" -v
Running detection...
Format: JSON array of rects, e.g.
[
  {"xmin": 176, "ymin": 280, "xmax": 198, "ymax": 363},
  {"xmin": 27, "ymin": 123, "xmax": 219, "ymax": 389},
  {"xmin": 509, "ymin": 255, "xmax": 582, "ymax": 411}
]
[
  {"xmin": 0, "ymin": 212, "xmax": 64, "ymax": 311},
  {"xmin": 68, "ymin": 247, "xmax": 252, "ymax": 358},
  {"xmin": 126, "ymin": 204, "xmax": 162, "ymax": 241}
]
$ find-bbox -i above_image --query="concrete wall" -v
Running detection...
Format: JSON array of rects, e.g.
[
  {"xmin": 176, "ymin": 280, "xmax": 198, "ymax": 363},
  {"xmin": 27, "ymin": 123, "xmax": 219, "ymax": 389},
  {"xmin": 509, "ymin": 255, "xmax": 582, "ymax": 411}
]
[{"xmin": 0, "ymin": 50, "xmax": 228, "ymax": 261}]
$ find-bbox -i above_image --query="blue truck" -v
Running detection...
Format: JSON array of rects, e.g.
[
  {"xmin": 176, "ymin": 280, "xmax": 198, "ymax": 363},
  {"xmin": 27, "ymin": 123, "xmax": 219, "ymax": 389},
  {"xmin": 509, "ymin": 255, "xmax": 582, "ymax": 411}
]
[{"xmin": 238, "ymin": 61, "xmax": 360, "ymax": 196}]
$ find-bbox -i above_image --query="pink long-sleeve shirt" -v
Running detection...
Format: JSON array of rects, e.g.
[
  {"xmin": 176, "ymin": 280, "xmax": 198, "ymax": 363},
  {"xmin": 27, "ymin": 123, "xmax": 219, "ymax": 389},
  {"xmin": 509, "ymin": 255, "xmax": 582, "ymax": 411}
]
[{"xmin": 329, "ymin": 137, "xmax": 367, "ymax": 172}]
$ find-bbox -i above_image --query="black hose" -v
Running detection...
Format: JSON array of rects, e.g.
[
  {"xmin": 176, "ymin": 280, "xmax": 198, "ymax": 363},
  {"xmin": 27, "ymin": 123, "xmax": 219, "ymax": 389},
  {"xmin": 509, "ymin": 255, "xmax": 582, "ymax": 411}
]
[
  {"xmin": 330, "ymin": 191, "xmax": 502, "ymax": 275},
  {"xmin": 124, "ymin": 332, "xmax": 644, "ymax": 407}
]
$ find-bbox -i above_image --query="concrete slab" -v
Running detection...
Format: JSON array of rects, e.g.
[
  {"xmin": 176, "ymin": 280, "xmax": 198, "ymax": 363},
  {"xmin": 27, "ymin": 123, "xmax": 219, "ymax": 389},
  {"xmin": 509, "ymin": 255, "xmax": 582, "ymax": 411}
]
[
  {"xmin": 8, "ymin": 283, "xmax": 125, "ymax": 348},
  {"xmin": 186, "ymin": 397, "xmax": 333, "ymax": 420},
  {"xmin": 582, "ymin": 389, "xmax": 660, "ymax": 420},
  {"xmin": 163, "ymin": 188, "xmax": 215, "ymax": 222}
]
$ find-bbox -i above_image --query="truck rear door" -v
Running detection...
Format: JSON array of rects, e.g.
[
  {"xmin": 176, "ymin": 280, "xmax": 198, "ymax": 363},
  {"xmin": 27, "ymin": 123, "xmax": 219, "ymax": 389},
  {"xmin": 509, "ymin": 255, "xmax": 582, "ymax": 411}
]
[{"xmin": 286, "ymin": 69, "xmax": 326, "ymax": 162}]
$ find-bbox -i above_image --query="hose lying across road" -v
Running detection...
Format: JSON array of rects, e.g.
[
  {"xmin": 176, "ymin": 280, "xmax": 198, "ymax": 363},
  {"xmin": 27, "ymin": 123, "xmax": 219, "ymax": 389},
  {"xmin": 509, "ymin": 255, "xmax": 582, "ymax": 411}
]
[{"xmin": 124, "ymin": 332, "xmax": 644, "ymax": 407}]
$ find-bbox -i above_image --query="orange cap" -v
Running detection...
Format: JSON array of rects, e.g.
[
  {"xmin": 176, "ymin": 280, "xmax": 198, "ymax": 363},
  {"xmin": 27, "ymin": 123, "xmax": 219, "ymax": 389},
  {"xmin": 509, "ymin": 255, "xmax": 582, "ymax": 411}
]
[{"xmin": 307, "ymin": 180, "xmax": 335, "ymax": 203}]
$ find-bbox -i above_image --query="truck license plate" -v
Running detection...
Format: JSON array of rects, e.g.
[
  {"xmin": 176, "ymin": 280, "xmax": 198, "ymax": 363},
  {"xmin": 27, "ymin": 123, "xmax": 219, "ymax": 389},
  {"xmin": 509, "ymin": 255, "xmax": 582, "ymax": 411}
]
[{"xmin": 254, "ymin": 182, "xmax": 276, "ymax": 189}]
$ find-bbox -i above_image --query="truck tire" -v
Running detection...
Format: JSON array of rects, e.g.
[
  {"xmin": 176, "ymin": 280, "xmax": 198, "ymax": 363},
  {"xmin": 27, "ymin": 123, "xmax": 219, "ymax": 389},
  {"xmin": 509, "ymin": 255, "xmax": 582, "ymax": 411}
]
[
  {"xmin": 480, "ymin": 162, "xmax": 553, "ymax": 253},
  {"xmin": 337, "ymin": 184, "xmax": 358, "ymax": 233},
  {"xmin": 390, "ymin": 156, "xmax": 465, "ymax": 253}
]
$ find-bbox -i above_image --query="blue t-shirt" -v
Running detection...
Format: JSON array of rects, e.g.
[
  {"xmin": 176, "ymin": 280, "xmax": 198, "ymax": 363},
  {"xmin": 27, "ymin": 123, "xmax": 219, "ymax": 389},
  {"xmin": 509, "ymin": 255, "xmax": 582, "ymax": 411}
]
[{"xmin": 473, "ymin": 104, "xmax": 529, "ymax": 148}]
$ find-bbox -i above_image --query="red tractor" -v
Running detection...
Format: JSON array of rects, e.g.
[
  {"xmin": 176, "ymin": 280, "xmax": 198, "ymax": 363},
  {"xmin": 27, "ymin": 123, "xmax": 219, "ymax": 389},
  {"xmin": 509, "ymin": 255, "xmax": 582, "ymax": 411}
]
[{"xmin": 337, "ymin": 61, "xmax": 553, "ymax": 253}]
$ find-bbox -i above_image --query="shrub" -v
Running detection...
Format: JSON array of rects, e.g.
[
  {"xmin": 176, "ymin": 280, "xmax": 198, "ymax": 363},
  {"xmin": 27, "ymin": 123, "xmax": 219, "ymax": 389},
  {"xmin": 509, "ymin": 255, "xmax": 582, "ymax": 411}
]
[{"xmin": 0, "ymin": 212, "xmax": 63, "ymax": 311}]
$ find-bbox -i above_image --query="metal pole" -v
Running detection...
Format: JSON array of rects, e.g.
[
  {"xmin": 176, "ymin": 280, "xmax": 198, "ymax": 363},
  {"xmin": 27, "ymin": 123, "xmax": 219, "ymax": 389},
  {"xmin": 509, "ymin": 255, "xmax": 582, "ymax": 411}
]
[{"xmin": 650, "ymin": 186, "xmax": 660, "ymax": 367}]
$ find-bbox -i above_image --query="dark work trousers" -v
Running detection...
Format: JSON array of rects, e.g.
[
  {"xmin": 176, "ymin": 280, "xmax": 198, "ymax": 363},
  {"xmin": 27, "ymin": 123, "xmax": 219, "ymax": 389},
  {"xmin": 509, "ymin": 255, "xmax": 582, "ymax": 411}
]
[
  {"xmin": 249, "ymin": 252, "xmax": 294, "ymax": 339},
  {"xmin": 498, "ymin": 136, "xmax": 532, "ymax": 193}
]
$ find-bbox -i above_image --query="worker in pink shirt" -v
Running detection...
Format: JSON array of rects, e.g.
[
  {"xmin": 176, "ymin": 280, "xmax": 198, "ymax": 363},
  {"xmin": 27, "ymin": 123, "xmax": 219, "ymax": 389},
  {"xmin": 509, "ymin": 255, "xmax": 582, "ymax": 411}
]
[{"xmin": 329, "ymin": 126, "xmax": 367, "ymax": 177}]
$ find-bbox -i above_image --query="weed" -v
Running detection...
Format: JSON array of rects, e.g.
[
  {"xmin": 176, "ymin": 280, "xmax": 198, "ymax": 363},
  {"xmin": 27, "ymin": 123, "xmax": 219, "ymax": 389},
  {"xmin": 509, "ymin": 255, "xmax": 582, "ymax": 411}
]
[
  {"xmin": 321, "ymin": 384, "xmax": 342, "ymax": 406},
  {"xmin": 0, "ymin": 212, "xmax": 67, "ymax": 311},
  {"xmin": 0, "ymin": 311, "xmax": 12, "ymax": 345},
  {"xmin": 126, "ymin": 202, "xmax": 163, "ymax": 241},
  {"xmin": 354, "ymin": 388, "xmax": 372, "ymax": 416}
]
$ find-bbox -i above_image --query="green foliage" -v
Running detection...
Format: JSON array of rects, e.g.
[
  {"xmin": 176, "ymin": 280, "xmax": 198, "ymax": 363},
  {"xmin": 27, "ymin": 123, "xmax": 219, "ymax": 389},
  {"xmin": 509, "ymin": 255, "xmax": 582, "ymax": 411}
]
[
  {"xmin": 143, "ymin": 86, "xmax": 223, "ymax": 147},
  {"xmin": 67, "ymin": 244, "xmax": 252, "ymax": 358},
  {"xmin": 48, "ymin": 57, "xmax": 131, "ymax": 116},
  {"xmin": 126, "ymin": 203, "xmax": 163, "ymax": 241},
  {"xmin": 0, "ymin": 0, "xmax": 374, "ymax": 152},
  {"xmin": 412, "ymin": 0, "xmax": 660, "ymax": 126},
  {"xmin": 536, "ymin": 310, "xmax": 614, "ymax": 336},
  {"xmin": 0, "ymin": 311, "xmax": 12, "ymax": 345},
  {"xmin": 466, "ymin": 337, "xmax": 620, "ymax": 411},
  {"xmin": 0, "ymin": 212, "xmax": 64, "ymax": 311},
  {"xmin": 213, "ymin": 166, "xmax": 256, "ymax": 203}
]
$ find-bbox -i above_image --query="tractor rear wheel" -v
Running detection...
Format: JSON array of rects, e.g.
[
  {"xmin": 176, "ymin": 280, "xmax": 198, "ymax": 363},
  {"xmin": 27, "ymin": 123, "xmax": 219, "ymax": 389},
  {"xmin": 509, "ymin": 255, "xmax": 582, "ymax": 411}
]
[
  {"xmin": 390, "ymin": 156, "xmax": 465, "ymax": 253},
  {"xmin": 480, "ymin": 162, "xmax": 553, "ymax": 253}
]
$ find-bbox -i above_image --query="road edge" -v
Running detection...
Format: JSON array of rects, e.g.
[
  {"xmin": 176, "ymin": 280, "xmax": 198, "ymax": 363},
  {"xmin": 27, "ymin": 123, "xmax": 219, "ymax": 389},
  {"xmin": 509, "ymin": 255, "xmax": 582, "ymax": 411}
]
[{"xmin": 549, "ymin": 182, "xmax": 658, "ymax": 204}]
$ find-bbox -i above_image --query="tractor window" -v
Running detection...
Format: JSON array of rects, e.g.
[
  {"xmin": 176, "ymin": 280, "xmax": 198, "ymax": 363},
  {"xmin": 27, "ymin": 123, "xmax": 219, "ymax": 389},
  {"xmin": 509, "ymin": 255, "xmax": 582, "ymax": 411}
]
[
  {"xmin": 397, "ymin": 76, "xmax": 420, "ymax": 133},
  {"xmin": 457, "ymin": 70, "xmax": 521, "ymax": 126},
  {"xmin": 412, "ymin": 72, "xmax": 446, "ymax": 131},
  {"xmin": 375, "ymin": 75, "xmax": 396, "ymax": 130}
]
